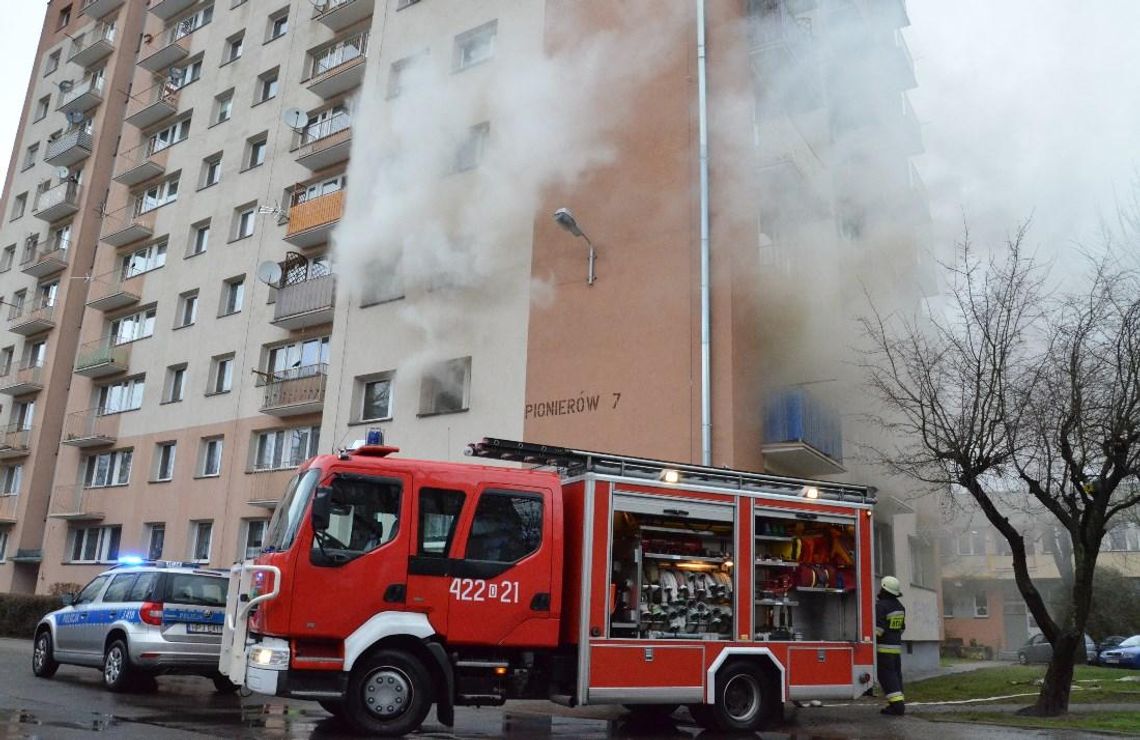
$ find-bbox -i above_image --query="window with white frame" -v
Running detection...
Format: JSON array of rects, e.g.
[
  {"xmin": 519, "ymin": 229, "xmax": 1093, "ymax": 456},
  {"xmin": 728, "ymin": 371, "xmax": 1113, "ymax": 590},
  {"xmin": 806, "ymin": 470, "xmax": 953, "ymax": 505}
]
[
  {"xmin": 310, "ymin": 31, "xmax": 367, "ymax": 77},
  {"xmin": 356, "ymin": 372, "xmax": 393, "ymax": 422},
  {"xmin": 224, "ymin": 32, "xmax": 243, "ymax": 63},
  {"xmin": 69, "ymin": 525, "xmax": 121, "ymax": 563},
  {"xmin": 44, "ymin": 50, "xmax": 61, "ymax": 77},
  {"xmin": 14, "ymin": 401, "xmax": 34, "ymax": 432},
  {"xmin": 190, "ymin": 520, "xmax": 212, "ymax": 562},
  {"xmin": 153, "ymin": 441, "xmax": 176, "ymax": 481},
  {"xmin": 1, "ymin": 245, "xmax": 15, "ymax": 271},
  {"xmin": 170, "ymin": 57, "xmax": 202, "ymax": 89},
  {"xmin": 134, "ymin": 175, "xmax": 179, "ymax": 215},
  {"xmin": 121, "ymin": 241, "xmax": 166, "ymax": 278},
  {"xmin": 163, "ymin": 363, "xmax": 186, "ymax": 403},
  {"xmin": 453, "ymin": 20, "xmax": 497, "ymax": 71},
  {"xmin": 176, "ymin": 290, "xmax": 198, "ymax": 328},
  {"xmin": 233, "ymin": 204, "xmax": 256, "ymax": 239},
  {"xmin": 34, "ymin": 96, "xmax": 49, "ymax": 121},
  {"xmin": 110, "ymin": 306, "xmax": 156, "ymax": 345},
  {"xmin": 36, "ymin": 280, "xmax": 59, "ymax": 309},
  {"xmin": 198, "ymin": 437, "xmax": 223, "ymax": 477},
  {"xmin": 252, "ymin": 426, "xmax": 319, "ymax": 471},
  {"xmin": 295, "ymin": 175, "xmax": 344, "ymax": 204},
  {"xmin": 454, "ymin": 122, "xmax": 489, "ymax": 172},
  {"xmin": 243, "ymin": 519, "xmax": 267, "ymax": 559},
  {"xmin": 200, "ymin": 152, "xmax": 222, "ymax": 188},
  {"xmin": 23, "ymin": 143, "xmax": 39, "ymax": 171},
  {"xmin": 84, "ymin": 449, "xmax": 132, "ymax": 488},
  {"xmin": 209, "ymin": 354, "xmax": 234, "ymax": 394},
  {"xmin": 418, "ymin": 357, "xmax": 470, "ymax": 416},
  {"xmin": 24, "ymin": 339, "xmax": 46, "ymax": 369},
  {"xmin": 220, "ymin": 275, "xmax": 244, "ymax": 316},
  {"xmin": 51, "ymin": 223, "xmax": 71, "ymax": 252},
  {"xmin": 149, "ymin": 117, "xmax": 191, "ymax": 155},
  {"xmin": 909, "ymin": 535, "xmax": 935, "ymax": 589},
  {"xmin": 169, "ymin": 4, "xmax": 212, "ymax": 43},
  {"xmin": 256, "ymin": 68, "xmax": 279, "ymax": 104},
  {"xmin": 146, "ymin": 523, "xmax": 165, "ymax": 560},
  {"xmin": 246, "ymin": 134, "xmax": 268, "ymax": 168},
  {"xmin": 189, "ymin": 219, "xmax": 209, "ymax": 256},
  {"xmin": 957, "ymin": 530, "xmax": 987, "ymax": 556},
  {"xmin": 265, "ymin": 337, "xmax": 329, "ymax": 380},
  {"xmin": 0, "ymin": 529, "xmax": 7, "ymax": 561},
  {"xmin": 213, "ymin": 89, "xmax": 234, "ymax": 123},
  {"xmin": 0, "ymin": 346, "xmax": 14, "ymax": 376},
  {"xmin": 0, "ymin": 465, "xmax": 22, "ymax": 495},
  {"xmin": 974, "ymin": 592, "xmax": 989, "ymax": 617},
  {"xmin": 98, "ymin": 375, "xmax": 145, "ymax": 415},
  {"xmin": 11, "ymin": 193, "xmax": 27, "ymax": 220}
]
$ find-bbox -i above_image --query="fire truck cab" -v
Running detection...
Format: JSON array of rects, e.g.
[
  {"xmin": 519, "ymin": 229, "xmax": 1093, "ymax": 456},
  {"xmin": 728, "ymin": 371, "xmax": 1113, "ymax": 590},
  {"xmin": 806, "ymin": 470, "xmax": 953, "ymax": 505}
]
[{"xmin": 221, "ymin": 438, "xmax": 876, "ymax": 736}]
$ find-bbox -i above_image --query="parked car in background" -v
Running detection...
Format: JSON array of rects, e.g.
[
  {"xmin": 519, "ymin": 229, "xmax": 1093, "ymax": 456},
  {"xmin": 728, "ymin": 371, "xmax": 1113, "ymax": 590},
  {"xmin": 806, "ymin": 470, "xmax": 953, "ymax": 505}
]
[
  {"xmin": 1098, "ymin": 635, "xmax": 1140, "ymax": 669},
  {"xmin": 32, "ymin": 560, "xmax": 235, "ymax": 693},
  {"xmin": 1016, "ymin": 633, "xmax": 1096, "ymax": 665},
  {"xmin": 1093, "ymin": 635, "xmax": 1127, "ymax": 665}
]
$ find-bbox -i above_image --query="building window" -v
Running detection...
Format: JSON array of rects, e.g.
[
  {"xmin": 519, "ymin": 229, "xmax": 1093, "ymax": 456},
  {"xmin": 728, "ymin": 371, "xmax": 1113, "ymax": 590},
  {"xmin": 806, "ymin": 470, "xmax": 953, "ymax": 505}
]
[
  {"xmin": 1, "ymin": 245, "xmax": 15, "ymax": 271},
  {"xmin": 909, "ymin": 535, "xmax": 934, "ymax": 589},
  {"xmin": 121, "ymin": 241, "xmax": 166, "ymax": 278},
  {"xmin": 220, "ymin": 276, "xmax": 245, "ymax": 316},
  {"xmin": 213, "ymin": 89, "xmax": 234, "ymax": 124},
  {"xmin": 163, "ymin": 363, "xmax": 187, "ymax": 403},
  {"xmin": 153, "ymin": 442, "xmax": 176, "ymax": 481},
  {"xmin": 22, "ymin": 143, "xmax": 39, "ymax": 171},
  {"xmin": 209, "ymin": 354, "xmax": 234, "ymax": 394},
  {"xmin": 58, "ymin": 5, "xmax": 71, "ymax": 30},
  {"xmin": 1103, "ymin": 524, "xmax": 1140, "ymax": 552},
  {"xmin": 453, "ymin": 20, "xmax": 497, "ymax": 71},
  {"xmin": 224, "ymin": 32, "xmax": 244, "ymax": 64},
  {"xmin": 357, "ymin": 373, "xmax": 393, "ymax": 422},
  {"xmin": 251, "ymin": 426, "xmax": 319, "ymax": 471},
  {"xmin": 149, "ymin": 117, "xmax": 191, "ymax": 155},
  {"xmin": 0, "ymin": 465, "xmax": 22, "ymax": 495},
  {"xmin": 24, "ymin": 339, "xmax": 46, "ymax": 369},
  {"xmin": 170, "ymin": 4, "xmax": 212, "ymax": 41},
  {"xmin": 267, "ymin": 9, "xmax": 288, "ymax": 41},
  {"xmin": 176, "ymin": 290, "xmax": 198, "ymax": 328},
  {"xmin": 0, "ymin": 346, "xmax": 14, "ymax": 375},
  {"xmin": 134, "ymin": 175, "xmax": 179, "ymax": 215},
  {"xmin": 418, "ymin": 357, "xmax": 470, "ymax": 416},
  {"xmin": 265, "ymin": 337, "xmax": 329, "ymax": 379},
  {"xmin": 44, "ymin": 50, "xmax": 61, "ymax": 77},
  {"xmin": 957, "ymin": 530, "xmax": 987, "ymax": 556},
  {"xmin": 171, "ymin": 57, "xmax": 203, "ymax": 89},
  {"xmin": 110, "ymin": 306, "xmax": 157, "ymax": 345},
  {"xmin": 97, "ymin": 375, "xmax": 145, "ymax": 415},
  {"xmin": 233, "ymin": 203, "xmax": 257, "ymax": 240},
  {"xmin": 84, "ymin": 449, "xmax": 133, "ymax": 488},
  {"xmin": 454, "ymin": 122, "xmax": 489, "ymax": 172},
  {"xmin": 974, "ymin": 592, "xmax": 989, "ymax": 618},
  {"xmin": 388, "ymin": 54, "xmax": 421, "ymax": 99},
  {"xmin": 69, "ymin": 525, "xmax": 122, "ymax": 564},
  {"xmin": 310, "ymin": 31, "xmax": 367, "ymax": 78},
  {"xmin": 13, "ymin": 401, "xmax": 34, "ymax": 433},
  {"xmin": 198, "ymin": 437, "xmax": 223, "ymax": 477},
  {"xmin": 189, "ymin": 220, "xmax": 209, "ymax": 257},
  {"xmin": 0, "ymin": 529, "xmax": 7, "ymax": 561},
  {"xmin": 34, "ymin": 96, "xmax": 50, "ymax": 122},
  {"xmin": 256, "ymin": 68, "xmax": 279, "ymax": 104},
  {"xmin": 243, "ymin": 520, "xmax": 267, "ymax": 559},
  {"xmin": 146, "ymin": 523, "xmax": 165, "ymax": 560},
  {"xmin": 200, "ymin": 153, "xmax": 222, "ymax": 189},
  {"xmin": 11, "ymin": 193, "xmax": 27, "ymax": 221},
  {"xmin": 245, "ymin": 135, "xmax": 267, "ymax": 169},
  {"xmin": 190, "ymin": 520, "xmax": 213, "ymax": 562}
]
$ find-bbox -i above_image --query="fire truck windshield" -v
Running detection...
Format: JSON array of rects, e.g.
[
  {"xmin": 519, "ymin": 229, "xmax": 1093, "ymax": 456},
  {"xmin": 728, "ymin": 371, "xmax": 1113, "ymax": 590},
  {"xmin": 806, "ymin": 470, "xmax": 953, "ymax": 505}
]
[{"xmin": 263, "ymin": 468, "xmax": 321, "ymax": 553}]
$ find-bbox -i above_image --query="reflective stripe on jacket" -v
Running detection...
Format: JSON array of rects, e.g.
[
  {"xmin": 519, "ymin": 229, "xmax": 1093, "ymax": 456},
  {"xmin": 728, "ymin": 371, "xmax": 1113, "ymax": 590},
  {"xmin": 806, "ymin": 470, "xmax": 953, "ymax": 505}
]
[{"xmin": 875, "ymin": 592, "xmax": 906, "ymax": 652}]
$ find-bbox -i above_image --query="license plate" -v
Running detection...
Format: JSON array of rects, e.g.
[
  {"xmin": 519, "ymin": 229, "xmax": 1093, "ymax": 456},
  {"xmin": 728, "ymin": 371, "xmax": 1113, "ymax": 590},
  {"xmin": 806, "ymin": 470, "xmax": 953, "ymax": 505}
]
[{"xmin": 186, "ymin": 623, "xmax": 222, "ymax": 634}]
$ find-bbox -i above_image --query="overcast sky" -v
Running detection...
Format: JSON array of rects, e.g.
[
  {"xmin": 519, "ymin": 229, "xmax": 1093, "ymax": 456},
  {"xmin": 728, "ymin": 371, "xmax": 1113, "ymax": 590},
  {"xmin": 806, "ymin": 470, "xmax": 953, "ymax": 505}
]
[{"xmin": 0, "ymin": 2, "xmax": 1137, "ymax": 258}]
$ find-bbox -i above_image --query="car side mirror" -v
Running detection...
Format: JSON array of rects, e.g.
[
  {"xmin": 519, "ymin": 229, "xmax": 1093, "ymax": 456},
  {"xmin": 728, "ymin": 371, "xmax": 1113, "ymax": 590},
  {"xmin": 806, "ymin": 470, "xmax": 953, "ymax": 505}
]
[
  {"xmin": 311, "ymin": 486, "xmax": 332, "ymax": 532},
  {"xmin": 60, "ymin": 593, "xmax": 75, "ymax": 606}
]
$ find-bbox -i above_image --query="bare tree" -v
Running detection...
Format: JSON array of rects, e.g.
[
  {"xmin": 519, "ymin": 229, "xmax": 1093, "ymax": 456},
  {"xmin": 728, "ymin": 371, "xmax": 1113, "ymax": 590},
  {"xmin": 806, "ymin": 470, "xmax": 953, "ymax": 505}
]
[{"xmin": 860, "ymin": 225, "xmax": 1140, "ymax": 715}]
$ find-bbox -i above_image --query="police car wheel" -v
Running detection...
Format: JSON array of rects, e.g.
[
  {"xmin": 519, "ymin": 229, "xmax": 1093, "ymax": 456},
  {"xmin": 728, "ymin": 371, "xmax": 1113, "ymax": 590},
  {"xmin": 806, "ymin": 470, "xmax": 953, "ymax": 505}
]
[
  {"xmin": 103, "ymin": 639, "xmax": 137, "ymax": 693},
  {"xmin": 344, "ymin": 649, "xmax": 432, "ymax": 737},
  {"xmin": 32, "ymin": 630, "xmax": 59, "ymax": 678},
  {"xmin": 710, "ymin": 661, "xmax": 776, "ymax": 732}
]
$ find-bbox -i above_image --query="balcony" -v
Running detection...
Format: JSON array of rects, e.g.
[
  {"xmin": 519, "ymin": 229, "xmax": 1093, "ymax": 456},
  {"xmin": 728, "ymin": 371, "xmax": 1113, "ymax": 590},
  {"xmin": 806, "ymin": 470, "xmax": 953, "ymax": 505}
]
[
  {"xmin": 261, "ymin": 364, "xmax": 328, "ymax": 417},
  {"xmin": 32, "ymin": 182, "xmax": 81, "ymax": 222},
  {"xmin": 57, "ymin": 76, "xmax": 105, "ymax": 115},
  {"xmin": 82, "ymin": 0, "xmax": 127, "ymax": 18},
  {"xmin": 293, "ymin": 114, "xmax": 352, "ymax": 171},
  {"xmin": 8, "ymin": 302, "xmax": 56, "ymax": 337},
  {"xmin": 48, "ymin": 484, "xmax": 106, "ymax": 521},
  {"xmin": 884, "ymin": 33, "xmax": 917, "ymax": 91},
  {"xmin": 21, "ymin": 238, "xmax": 70, "ymax": 278},
  {"xmin": 62, "ymin": 407, "xmax": 117, "ymax": 448},
  {"xmin": 74, "ymin": 336, "xmax": 129, "ymax": 378},
  {"xmin": 86, "ymin": 270, "xmax": 143, "ymax": 312},
  {"xmin": 0, "ymin": 361, "xmax": 45, "ymax": 396},
  {"xmin": 0, "ymin": 494, "xmax": 17, "ymax": 524},
  {"xmin": 113, "ymin": 142, "xmax": 169, "ymax": 187},
  {"xmin": 761, "ymin": 388, "xmax": 844, "ymax": 476},
  {"xmin": 100, "ymin": 207, "xmax": 155, "ymax": 248},
  {"xmin": 273, "ymin": 274, "xmax": 336, "ymax": 330},
  {"xmin": 125, "ymin": 83, "xmax": 179, "ymax": 129},
  {"xmin": 138, "ymin": 36, "xmax": 189, "ymax": 73},
  {"xmin": 305, "ymin": 32, "xmax": 368, "ymax": 99},
  {"xmin": 45, "ymin": 128, "xmax": 94, "ymax": 168},
  {"xmin": 147, "ymin": 0, "xmax": 198, "ymax": 21},
  {"xmin": 285, "ymin": 189, "xmax": 344, "ymax": 248},
  {"xmin": 69, "ymin": 22, "xmax": 116, "ymax": 68},
  {"xmin": 0, "ymin": 424, "xmax": 32, "ymax": 460},
  {"xmin": 312, "ymin": 0, "xmax": 375, "ymax": 32},
  {"xmin": 246, "ymin": 469, "xmax": 296, "ymax": 508}
]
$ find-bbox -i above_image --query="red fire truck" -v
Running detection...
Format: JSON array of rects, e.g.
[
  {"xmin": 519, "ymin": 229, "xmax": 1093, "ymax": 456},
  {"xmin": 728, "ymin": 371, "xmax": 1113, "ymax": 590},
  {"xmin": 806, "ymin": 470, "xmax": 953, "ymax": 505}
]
[{"xmin": 220, "ymin": 438, "xmax": 877, "ymax": 736}]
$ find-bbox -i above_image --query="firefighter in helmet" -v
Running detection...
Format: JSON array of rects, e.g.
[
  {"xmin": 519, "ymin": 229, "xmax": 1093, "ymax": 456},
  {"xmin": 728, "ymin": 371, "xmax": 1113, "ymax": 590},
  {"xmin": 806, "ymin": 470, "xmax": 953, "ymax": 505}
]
[{"xmin": 875, "ymin": 575, "xmax": 906, "ymax": 715}]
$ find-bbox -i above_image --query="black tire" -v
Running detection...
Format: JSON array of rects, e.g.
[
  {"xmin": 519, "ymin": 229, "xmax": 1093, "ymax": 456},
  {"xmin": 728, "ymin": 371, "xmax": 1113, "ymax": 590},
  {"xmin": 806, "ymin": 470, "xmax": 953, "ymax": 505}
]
[
  {"xmin": 687, "ymin": 703, "xmax": 716, "ymax": 729},
  {"xmin": 32, "ymin": 630, "xmax": 59, "ymax": 678},
  {"xmin": 102, "ymin": 639, "xmax": 136, "ymax": 693},
  {"xmin": 318, "ymin": 699, "xmax": 345, "ymax": 717},
  {"xmin": 708, "ymin": 661, "xmax": 776, "ymax": 733},
  {"xmin": 343, "ymin": 649, "xmax": 432, "ymax": 737},
  {"xmin": 1017, "ymin": 652, "xmax": 1028, "ymax": 665},
  {"xmin": 213, "ymin": 675, "xmax": 239, "ymax": 694}
]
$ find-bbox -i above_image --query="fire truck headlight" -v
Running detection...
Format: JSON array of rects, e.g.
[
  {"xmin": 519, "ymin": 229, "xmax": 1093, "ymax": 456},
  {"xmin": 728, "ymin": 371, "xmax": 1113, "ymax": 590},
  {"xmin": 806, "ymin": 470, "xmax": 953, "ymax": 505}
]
[{"xmin": 249, "ymin": 646, "xmax": 290, "ymax": 669}]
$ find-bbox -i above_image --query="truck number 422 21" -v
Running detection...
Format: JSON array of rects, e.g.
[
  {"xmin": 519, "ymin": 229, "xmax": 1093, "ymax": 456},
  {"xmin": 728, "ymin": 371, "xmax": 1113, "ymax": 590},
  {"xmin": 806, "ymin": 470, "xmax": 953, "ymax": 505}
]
[{"xmin": 448, "ymin": 577, "xmax": 521, "ymax": 603}]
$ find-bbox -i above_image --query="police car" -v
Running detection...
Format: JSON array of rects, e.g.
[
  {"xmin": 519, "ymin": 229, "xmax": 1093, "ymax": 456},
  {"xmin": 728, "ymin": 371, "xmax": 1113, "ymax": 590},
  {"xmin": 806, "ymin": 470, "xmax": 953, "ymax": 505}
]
[{"xmin": 32, "ymin": 560, "xmax": 235, "ymax": 693}]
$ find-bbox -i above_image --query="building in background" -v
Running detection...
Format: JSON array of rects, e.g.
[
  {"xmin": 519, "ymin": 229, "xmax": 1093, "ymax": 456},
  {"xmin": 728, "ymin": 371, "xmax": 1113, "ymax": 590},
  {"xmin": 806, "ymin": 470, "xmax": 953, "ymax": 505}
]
[{"xmin": 0, "ymin": 0, "xmax": 937, "ymax": 669}]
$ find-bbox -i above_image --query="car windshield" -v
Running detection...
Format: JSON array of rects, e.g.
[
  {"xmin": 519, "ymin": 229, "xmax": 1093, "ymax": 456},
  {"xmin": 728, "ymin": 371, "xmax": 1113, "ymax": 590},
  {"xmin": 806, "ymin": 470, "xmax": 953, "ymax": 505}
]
[
  {"xmin": 1120, "ymin": 636, "xmax": 1140, "ymax": 648},
  {"xmin": 264, "ymin": 467, "xmax": 321, "ymax": 553}
]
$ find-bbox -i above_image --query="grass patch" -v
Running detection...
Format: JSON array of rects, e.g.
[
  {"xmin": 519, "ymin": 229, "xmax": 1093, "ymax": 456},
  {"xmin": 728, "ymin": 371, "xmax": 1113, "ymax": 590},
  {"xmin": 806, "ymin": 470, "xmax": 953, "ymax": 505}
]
[
  {"xmin": 908, "ymin": 665, "xmax": 1140, "ymax": 704},
  {"xmin": 924, "ymin": 710, "xmax": 1140, "ymax": 734}
]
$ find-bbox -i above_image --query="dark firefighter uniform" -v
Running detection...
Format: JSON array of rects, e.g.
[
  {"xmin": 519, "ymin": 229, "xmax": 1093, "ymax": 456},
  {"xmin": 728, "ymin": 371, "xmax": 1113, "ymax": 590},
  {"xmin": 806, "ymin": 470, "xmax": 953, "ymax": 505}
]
[{"xmin": 875, "ymin": 577, "xmax": 906, "ymax": 715}]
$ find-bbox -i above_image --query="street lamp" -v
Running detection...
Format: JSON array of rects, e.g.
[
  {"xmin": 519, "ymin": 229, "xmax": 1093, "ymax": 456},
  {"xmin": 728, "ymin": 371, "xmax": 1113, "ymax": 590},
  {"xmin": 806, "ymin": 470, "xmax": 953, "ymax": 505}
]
[{"xmin": 552, "ymin": 207, "xmax": 596, "ymax": 286}]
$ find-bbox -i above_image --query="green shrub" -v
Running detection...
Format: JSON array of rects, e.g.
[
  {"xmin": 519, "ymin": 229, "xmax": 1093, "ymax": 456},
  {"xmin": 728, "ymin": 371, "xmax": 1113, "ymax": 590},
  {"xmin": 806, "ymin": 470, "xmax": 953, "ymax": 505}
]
[{"xmin": 0, "ymin": 594, "xmax": 63, "ymax": 638}]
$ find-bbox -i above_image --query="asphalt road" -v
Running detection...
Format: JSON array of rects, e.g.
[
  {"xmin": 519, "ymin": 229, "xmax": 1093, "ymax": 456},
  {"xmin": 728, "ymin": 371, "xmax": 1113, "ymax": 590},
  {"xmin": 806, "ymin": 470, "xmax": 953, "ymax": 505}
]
[{"xmin": 0, "ymin": 638, "xmax": 1103, "ymax": 739}]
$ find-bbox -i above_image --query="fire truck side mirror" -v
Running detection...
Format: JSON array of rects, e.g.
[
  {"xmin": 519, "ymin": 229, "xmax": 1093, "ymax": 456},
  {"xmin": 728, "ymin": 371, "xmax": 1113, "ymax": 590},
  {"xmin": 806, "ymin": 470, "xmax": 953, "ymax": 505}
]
[{"xmin": 311, "ymin": 486, "xmax": 333, "ymax": 531}]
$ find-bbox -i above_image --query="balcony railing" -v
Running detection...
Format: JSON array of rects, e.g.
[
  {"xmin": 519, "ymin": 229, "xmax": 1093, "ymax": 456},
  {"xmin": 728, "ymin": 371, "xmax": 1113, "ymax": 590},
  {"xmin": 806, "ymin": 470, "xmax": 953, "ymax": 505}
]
[
  {"xmin": 306, "ymin": 31, "xmax": 368, "ymax": 98},
  {"xmin": 273, "ymin": 274, "xmax": 336, "ymax": 330},
  {"xmin": 69, "ymin": 21, "xmax": 116, "ymax": 67},
  {"xmin": 58, "ymin": 75, "xmax": 106, "ymax": 114},
  {"xmin": 45, "ymin": 128, "xmax": 94, "ymax": 167},
  {"xmin": 32, "ymin": 181, "xmax": 81, "ymax": 222},
  {"xmin": 0, "ymin": 360, "xmax": 46, "ymax": 395},
  {"xmin": 312, "ymin": 0, "xmax": 375, "ymax": 32},
  {"xmin": 86, "ymin": 268, "xmax": 144, "ymax": 312},
  {"xmin": 761, "ymin": 388, "xmax": 843, "ymax": 476},
  {"xmin": 113, "ymin": 139, "xmax": 170, "ymax": 186},
  {"xmin": 74, "ymin": 336, "xmax": 129, "ymax": 378},
  {"xmin": 261, "ymin": 364, "xmax": 328, "ymax": 416},
  {"xmin": 124, "ymin": 82, "xmax": 179, "ymax": 129},
  {"xmin": 21, "ymin": 237, "xmax": 69, "ymax": 278},
  {"xmin": 48, "ymin": 483, "xmax": 107, "ymax": 520},
  {"xmin": 8, "ymin": 301, "xmax": 56, "ymax": 336},
  {"xmin": 292, "ymin": 113, "xmax": 352, "ymax": 170},
  {"xmin": 138, "ymin": 34, "xmax": 189, "ymax": 72},
  {"xmin": 0, "ymin": 423, "xmax": 32, "ymax": 459},
  {"xmin": 285, "ymin": 189, "xmax": 344, "ymax": 248},
  {"xmin": 100, "ymin": 205, "xmax": 156, "ymax": 248},
  {"xmin": 246, "ymin": 468, "xmax": 298, "ymax": 507},
  {"xmin": 147, "ymin": 0, "xmax": 198, "ymax": 22},
  {"xmin": 62, "ymin": 407, "xmax": 117, "ymax": 447},
  {"xmin": 0, "ymin": 493, "xmax": 18, "ymax": 523}
]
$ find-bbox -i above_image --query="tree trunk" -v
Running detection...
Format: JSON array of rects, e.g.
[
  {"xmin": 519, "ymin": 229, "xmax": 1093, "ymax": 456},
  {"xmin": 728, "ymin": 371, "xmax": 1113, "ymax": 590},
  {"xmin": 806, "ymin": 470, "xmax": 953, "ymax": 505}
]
[{"xmin": 1020, "ymin": 631, "xmax": 1078, "ymax": 716}]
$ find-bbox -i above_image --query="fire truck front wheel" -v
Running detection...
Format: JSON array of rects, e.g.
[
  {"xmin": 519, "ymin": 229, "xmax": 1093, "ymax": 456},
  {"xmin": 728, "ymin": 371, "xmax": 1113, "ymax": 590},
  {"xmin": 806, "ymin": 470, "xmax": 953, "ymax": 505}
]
[
  {"xmin": 707, "ymin": 661, "xmax": 777, "ymax": 733},
  {"xmin": 344, "ymin": 649, "xmax": 433, "ymax": 737}
]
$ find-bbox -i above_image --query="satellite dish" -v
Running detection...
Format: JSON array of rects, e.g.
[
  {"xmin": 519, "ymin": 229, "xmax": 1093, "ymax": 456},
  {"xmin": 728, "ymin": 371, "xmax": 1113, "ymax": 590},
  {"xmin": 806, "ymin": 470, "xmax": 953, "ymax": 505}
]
[
  {"xmin": 65, "ymin": 110, "xmax": 86, "ymax": 125},
  {"xmin": 256, "ymin": 260, "xmax": 283, "ymax": 287},
  {"xmin": 57, "ymin": 79, "xmax": 73, "ymax": 93},
  {"xmin": 282, "ymin": 108, "xmax": 308, "ymax": 131},
  {"xmin": 56, "ymin": 166, "xmax": 71, "ymax": 180}
]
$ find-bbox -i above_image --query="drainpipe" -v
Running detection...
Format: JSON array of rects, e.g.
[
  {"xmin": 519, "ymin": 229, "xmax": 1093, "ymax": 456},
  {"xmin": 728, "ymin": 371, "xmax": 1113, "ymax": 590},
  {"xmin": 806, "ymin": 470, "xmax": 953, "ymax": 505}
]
[{"xmin": 697, "ymin": 0, "xmax": 712, "ymax": 466}]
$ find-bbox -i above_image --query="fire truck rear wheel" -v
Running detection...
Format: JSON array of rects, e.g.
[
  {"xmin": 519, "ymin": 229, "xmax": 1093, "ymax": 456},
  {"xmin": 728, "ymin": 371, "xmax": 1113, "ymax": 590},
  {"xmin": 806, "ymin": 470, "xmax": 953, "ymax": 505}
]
[
  {"xmin": 709, "ymin": 661, "xmax": 775, "ymax": 732},
  {"xmin": 344, "ymin": 649, "xmax": 432, "ymax": 736}
]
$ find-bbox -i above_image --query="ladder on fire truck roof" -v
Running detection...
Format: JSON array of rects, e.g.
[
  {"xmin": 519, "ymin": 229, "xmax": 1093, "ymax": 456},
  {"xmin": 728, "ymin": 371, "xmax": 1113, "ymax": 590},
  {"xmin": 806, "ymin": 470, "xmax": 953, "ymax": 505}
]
[{"xmin": 464, "ymin": 438, "xmax": 875, "ymax": 505}]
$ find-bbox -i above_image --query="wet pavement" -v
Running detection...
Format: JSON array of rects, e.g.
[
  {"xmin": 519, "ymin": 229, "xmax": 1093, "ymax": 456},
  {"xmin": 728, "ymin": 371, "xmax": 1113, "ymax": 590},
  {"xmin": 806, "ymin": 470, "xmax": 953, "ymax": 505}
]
[{"xmin": 0, "ymin": 638, "xmax": 1123, "ymax": 738}]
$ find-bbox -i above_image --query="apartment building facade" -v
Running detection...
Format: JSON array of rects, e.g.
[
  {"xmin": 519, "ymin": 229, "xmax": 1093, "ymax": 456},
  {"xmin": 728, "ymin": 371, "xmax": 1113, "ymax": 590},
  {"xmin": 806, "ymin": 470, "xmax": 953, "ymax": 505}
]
[{"xmin": 0, "ymin": 0, "xmax": 937, "ymax": 665}]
